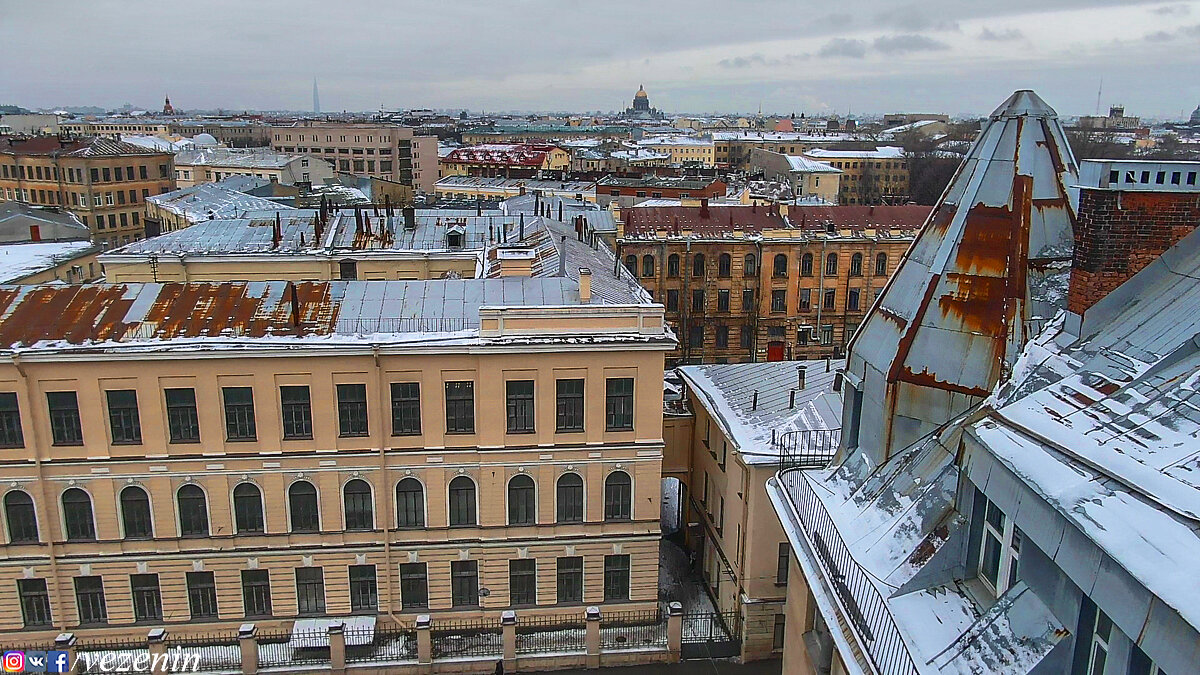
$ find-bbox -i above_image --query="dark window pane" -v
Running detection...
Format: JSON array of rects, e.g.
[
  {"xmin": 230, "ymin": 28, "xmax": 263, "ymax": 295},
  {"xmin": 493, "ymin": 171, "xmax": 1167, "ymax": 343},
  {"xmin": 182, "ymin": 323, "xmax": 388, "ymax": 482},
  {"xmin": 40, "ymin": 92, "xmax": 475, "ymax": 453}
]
[
  {"xmin": 391, "ymin": 382, "xmax": 421, "ymax": 435},
  {"xmin": 120, "ymin": 486, "xmax": 152, "ymax": 539},
  {"xmin": 343, "ymin": 479, "xmax": 374, "ymax": 530},
  {"xmin": 445, "ymin": 381, "xmax": 475, "ymax": 434},
  {"xmin": 508, "ymin": 474, "xmax": 535, "ymax": 525},
  {"xmin": 603, "ymin": 555, "xmax": 630, "ymax": 601},
  {"xmin": 506, "ymin": 380, "xmax": 535, "ymax": 434},
  {"xmin": 233, "ymin": 483, "xmax": 264, "ymax": 533},
  {"xmin": 349, "ymin": 565, "xmax": 377, "ymax": 612},
  {"xmin": 289, "ymin": 481, "xmax": 319, "ymax": 532},
  {"xmin": 605, "ymin": 378, "xmax": 634, "ymax": 431},
  {"xmin": 18, "ymin": 578, "xmax": 52, "ymax": 626},
  {"xmin": 4, "ymin": 491, "xmax": 38, "ymax": 543},
  {"xmin": 177, "ymin": 485, "xmax": 209, "ymax": 536},
  {"xmin": 47, "ymin": 391, "xmax": 82, "ymax": 445},
  {"xmin": 448, "ymin": 476, "xmax": 476, "ymax": 526},
  {"xmin": 222, "ymin": 387, "xmax": 256, "ymax": 441},
  {"xmin": 555, "ymin": 379, "xmax": 584, "ymax": 432},
  {"xmin": 62, "ymin": 488, "xmax": 95, "ymax": 541},
  {"xmin": 165, "ymin": 388, "xmax": 200, "ymax": 443},
  {"xmin": 396, "ymin": 478, "xmax": 425, "ymax": 528},
  {"xmin": 557, "ymin": 557, "xmax": 583, "ymax": 604},
  {"xmin": 106, "ymin": 389, "xmax": 141, "ymax": 444},
  {"xmin": 556, "ymin": 473, "xmax": 584, "ymax": 524},
  {"xmin": 0, "ymin": 392, "xmax": 23, "ymax": 448},
  {"xmin": 400, "ymin": 563, "xmax": 428, "ymax": 609},
  {"xmin": 295, "ymin": 567, "xmax": 326, "ymax": 615},
  {"xmin": 509, "ymin": 559, "xmax": 536, "ymax": 606},
  {"xmin": 241, "ymin": 570, "xmax": 272, "ymax": 617},
  {"xmin": 451, "ymin": 560, "xmax": 479, "ymax": 607},
  {"xmin": 280, "ymin": 386, "xmax": 312, "ymax": 440},
  {"xmin": 186, "ymin": 571, "xmax": 218, "ymax": 619},
  {"xmin": 131, "ymin": 574, "xmax": 162, "ymax": 621},
  {"xmin": 604, "ymin": 471, "xmax": 632, "ymax": 521},
  {"xmin": 75, "ymin": 576, "xmax": 107, "ymax": 625},
  {"xmin": 337, "ymin": 384, "xmax": 369, "ymax": 437}
]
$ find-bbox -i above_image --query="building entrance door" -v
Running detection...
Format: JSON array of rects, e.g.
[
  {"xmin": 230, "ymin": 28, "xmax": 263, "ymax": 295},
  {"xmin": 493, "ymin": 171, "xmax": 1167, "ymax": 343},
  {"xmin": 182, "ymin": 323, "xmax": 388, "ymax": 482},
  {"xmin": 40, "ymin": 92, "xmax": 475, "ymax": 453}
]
[{"xmin": 767, "ymin": 341, "xmax": 785, "ymax": 361}]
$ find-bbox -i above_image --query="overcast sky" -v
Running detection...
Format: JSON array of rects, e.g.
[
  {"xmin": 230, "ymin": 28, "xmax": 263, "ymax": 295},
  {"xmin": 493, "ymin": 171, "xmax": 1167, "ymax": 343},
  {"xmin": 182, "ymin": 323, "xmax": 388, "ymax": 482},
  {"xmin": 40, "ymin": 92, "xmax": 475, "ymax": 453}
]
[{"xmin": 1, "ymin": 0, "xmax": 1198, "ymax": 119}]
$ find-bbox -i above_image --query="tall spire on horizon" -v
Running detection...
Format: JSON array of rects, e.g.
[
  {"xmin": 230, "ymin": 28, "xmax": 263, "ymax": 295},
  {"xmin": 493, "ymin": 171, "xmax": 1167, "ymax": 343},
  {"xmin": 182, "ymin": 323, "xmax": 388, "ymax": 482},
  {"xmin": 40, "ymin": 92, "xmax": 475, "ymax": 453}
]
[{"xmin": 312, "ymin": 77, "xmax": 320, "ymax": 114}]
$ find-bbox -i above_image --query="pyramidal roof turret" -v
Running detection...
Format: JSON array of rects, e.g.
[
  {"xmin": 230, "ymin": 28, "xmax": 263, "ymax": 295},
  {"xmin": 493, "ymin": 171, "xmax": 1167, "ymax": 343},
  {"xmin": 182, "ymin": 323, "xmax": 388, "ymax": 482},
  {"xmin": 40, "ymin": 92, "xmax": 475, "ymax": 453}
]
[{"xmin": 843, "ymin": 90, "xmax": 1078, "ymax": 465}]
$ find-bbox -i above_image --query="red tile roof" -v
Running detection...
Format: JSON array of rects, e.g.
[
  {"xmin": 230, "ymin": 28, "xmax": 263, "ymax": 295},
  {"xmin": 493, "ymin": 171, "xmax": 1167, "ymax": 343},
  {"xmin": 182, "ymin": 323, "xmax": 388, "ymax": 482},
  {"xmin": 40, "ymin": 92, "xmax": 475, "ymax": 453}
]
[
  {"xmin": 786, "ymin": 205, "xmax": 930, "ymax": 231},
  {"xmin": 444, "ymin": 143, "xmax": 560, "ymax": 167},
  {"xmin": 623, "ymin": 205, "xmax": 786, "ymax": 236}
]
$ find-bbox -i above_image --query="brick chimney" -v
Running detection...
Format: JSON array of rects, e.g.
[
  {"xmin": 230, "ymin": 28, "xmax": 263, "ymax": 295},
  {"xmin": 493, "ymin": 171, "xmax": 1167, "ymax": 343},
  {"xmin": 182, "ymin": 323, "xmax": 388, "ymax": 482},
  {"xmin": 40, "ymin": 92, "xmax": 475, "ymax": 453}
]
[
  {"xmin": 578, "ymin": 268, "xmax": 592, "ymax": 303},
  {"xmin": 1068, "ymin": 187, "xmax": 1200, "ymax": 315}
]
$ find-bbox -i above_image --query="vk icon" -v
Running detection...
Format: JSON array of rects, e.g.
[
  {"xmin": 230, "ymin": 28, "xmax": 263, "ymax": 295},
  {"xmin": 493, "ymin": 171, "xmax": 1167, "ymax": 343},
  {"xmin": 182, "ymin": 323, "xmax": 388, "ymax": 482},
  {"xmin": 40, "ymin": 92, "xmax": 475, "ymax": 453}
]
[
  {"xmin": 47, "ymin": 651, "xmax": 70, "ymax": 673},
  {"xmin": 23, "ymin": 651, "xmax": 48, "ymax": 673}
]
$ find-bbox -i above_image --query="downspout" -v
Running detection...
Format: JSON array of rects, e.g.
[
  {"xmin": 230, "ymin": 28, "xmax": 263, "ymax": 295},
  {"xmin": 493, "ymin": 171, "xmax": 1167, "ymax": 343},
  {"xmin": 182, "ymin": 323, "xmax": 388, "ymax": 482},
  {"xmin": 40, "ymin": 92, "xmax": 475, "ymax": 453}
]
[
  {"xmin": 753, "ymin": 240, "xmax": 763, "ymax": 362},
  {"xmin": 815, "ymin": 240, "xmax": 826, "ymax": 353},
  {"xmin": 12, "ymin": 353, "xmax": 68, "ymax": 631},
  {"xmin": 734, "ymin": 455, "xmax": 752, "ymax": 639},
  {"xmin": 373, "ymin": 346, "xmax": 399, "ymax": 625}
]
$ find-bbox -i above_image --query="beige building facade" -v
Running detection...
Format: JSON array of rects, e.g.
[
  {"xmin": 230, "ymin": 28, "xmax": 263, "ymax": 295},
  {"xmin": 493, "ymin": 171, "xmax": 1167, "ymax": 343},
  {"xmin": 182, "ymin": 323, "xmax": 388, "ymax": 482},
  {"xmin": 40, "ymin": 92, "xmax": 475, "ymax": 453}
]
[
  {"xmin": 0, "ymin": 278, "xmax": 671, "ymax": 640},
  {"xmin": 271, "ymin": 123, "xmax": 438, "ymax": 195}
]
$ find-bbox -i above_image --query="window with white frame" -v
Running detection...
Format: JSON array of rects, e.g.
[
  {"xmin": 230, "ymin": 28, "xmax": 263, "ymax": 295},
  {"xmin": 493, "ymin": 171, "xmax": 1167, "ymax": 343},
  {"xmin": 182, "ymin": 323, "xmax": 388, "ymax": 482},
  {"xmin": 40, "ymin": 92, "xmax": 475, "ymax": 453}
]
[
  {"xmin": 977, "ymin": 488, "xmax": 1021, "ymax": 596},
  {"xmin": 1087, "ymin": 609, "xmax": 1112, "ymax": 675}
]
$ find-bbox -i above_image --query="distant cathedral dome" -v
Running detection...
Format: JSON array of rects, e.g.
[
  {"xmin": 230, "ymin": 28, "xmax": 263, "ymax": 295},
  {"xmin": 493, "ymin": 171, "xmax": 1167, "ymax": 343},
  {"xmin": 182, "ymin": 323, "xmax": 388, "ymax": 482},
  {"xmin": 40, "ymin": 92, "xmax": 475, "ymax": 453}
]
[
  {"xmin": 622, "ymin": 85, "xmax": 664, "ymax": 120},
  {"xmin": 634, "ymin": 85, "xmax": 648, "ymax": 99},
  {"xmin": 1191, "ymin": 103, "xmax": 1200, "ymax": 125}
]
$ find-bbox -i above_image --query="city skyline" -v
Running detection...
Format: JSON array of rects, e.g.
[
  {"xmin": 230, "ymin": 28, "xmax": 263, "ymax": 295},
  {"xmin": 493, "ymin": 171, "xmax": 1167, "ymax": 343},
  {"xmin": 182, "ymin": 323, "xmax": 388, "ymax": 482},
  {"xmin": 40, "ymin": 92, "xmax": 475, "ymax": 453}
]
[{"xmin": 2, "ymin": 0, "xmax": 1198, "ymax": 119}]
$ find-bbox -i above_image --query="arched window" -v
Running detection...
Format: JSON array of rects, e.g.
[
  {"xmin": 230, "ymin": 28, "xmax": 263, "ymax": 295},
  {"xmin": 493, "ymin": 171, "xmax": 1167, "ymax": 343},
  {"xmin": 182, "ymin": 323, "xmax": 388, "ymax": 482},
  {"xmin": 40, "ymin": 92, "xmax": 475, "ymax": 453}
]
[
  {"xmin": 343, "ymin": 479, "xmax": 374, "ymax": 531},
  {"xmin": 289, "ymin": 481, "xmax": 319, "ymax": 533},
  {"xmin": 233, "ymin": 483, "xmax": 264, "ymax": 533},
  {"xmin": 667, "ymin": 254, "xmax": 680, "ymax": 277},
  {"xmin": 623, "ymin": 255, "xmax": 637, "ymax": 275},
  {"xmin": 744, "ymin": 253, "xmax": 757, "ymax": 277},
  {"xmin": 850, "ymin": 253, "xmax": 863, "ymax": 277},
  {"xmin": 508, "ymin": 474, "xmax": 535, "ymax": 526},
  {"xmin": 4, "ymin": 491, "xmax": 38, "ymax": 543},
  {"xmin": 177, "ymin": 485, "xmax": 209, "ymax": 536},
  {"xmin": 825, "ymin": 253, "xmax": 838, "ymax": 276},
  {"xmin": 448, "ymin": 476, "xmax": 476, "ymax": 527},
  {"xmin": 773, "ymin": 254, "xmax": 788, "ymax": 277},
  {"xmin": 556, "ymin": 473, "xmax": 584, "ymax": 524},
  {"xmin": 875, "ymin": 252, "xmax": 888, "ymax": 276},
  {"xmin": 396, "ymin": 478, "xmax": 425, "ymax": 529},
  {"xmin": 62, "ymin": 488, "xmax": 95, "ymax": 541},
  {"xmin": 603, "ymin": 471, "xmax": 632, "ymax": 521},
  {"xmin": 692, "ymin": 253, "xmax": 705, "ymax": 278},
  {"xmin": 641, "ymin": 255, "xmax": 654, "ymax": 278},
  {"xmin": 801, "ymin": 253, "xmax": 814, "ymax": 276},
  {"xmin": 120, "ymin": 486, "xmax": 152, "ymax": 539},
  {"xmin": 718, "ymin": 253, "xmax": 732, "ymax": 278}
]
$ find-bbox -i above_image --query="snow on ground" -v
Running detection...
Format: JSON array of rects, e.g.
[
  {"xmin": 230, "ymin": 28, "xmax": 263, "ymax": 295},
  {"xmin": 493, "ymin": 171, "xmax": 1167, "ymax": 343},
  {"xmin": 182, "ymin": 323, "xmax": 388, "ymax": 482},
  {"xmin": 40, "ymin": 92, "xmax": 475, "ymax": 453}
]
[{"xmin": 658, "ymin": 538, "xmax": 718, "ymax": 616}]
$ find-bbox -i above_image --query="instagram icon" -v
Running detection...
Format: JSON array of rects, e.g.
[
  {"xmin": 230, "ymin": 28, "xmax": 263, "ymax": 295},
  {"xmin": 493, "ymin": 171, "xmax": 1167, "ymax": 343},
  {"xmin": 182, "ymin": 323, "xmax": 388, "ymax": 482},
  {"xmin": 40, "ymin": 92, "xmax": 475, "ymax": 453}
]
[{"xmin": 1, "ymin": 651, "xmax": 23, "ymax": 673}]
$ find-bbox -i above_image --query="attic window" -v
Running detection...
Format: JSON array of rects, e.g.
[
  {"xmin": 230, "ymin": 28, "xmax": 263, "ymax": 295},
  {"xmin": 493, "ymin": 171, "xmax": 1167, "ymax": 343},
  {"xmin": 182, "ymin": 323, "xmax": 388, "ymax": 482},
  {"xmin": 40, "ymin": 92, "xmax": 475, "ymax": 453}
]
[{"xmin": 447, "ymin": 231, "xmax": 463, "ymax": 249}]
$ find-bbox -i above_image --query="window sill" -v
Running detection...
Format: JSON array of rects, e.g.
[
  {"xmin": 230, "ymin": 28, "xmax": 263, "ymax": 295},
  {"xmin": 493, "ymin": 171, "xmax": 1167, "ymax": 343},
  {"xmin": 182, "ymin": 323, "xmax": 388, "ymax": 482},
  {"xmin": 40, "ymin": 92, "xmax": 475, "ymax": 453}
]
[
  {"xmin": 340, "ymin": 433, "xmax": 370, "ymax": 439},
  {"xmin": 555, "ymin": 428, "xmax": 584, "ymax": 434},
  {"xmin": 51, "ymin": 442, "xmax": 84, "ymax": 447},
  {"xmin": 506, "ymin": 430, "xmax": 536, "ymax": 435},
  {"xmin": 169, "ymin": 439, "xmax": 201, "ymax": 444},
  {"xmin": 111, "ymin": 440, "xmax": 143, "ymax": 446},
  {"xmin": 283, "ymin": 435, "xmax": 314, "ymax": 441},
  {"xmin": 392, "ymin": 431, "xmax": 422, "ymax": 437},
  {"xmin": 226, "ymin": 438, "xmax": 258, "ymax": 443}
]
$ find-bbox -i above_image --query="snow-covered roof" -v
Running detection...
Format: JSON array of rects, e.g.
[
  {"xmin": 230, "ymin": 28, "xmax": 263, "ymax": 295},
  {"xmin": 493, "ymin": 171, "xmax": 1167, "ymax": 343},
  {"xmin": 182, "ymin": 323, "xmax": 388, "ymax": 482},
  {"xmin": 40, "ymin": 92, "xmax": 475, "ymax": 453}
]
[
  {"xmin": 784, "ymin": 155, "xmax": 840, "ymax": 173},
  {"xmin": 123, "ymin": 135, "xmax": 194, "ymax": 153},
  {"xmin": 804, "ymin": 146, "xmax": 905, "ymax": 160},
  {"xmin": 880, "ymin": 119, "xmax": 940, "ymax": 135},
  {"xmin": 678, "ymin": 361, "xmax": 841, "ymax": 464},
  {"xmin": 148, "ymin": 182, "xmax": 296, "ymax": 222},
  {"xmin": 639, "ymin": 136, "xmax": 713, "ymax": 147},
  {"xmin": 435, "ymin": 176, "xmax": 596, "ymax": 194},
  {"xmin": 0, "ymin": 241, "xmax": 97, "ymax": 283},
  {"xmin": 175, "ymin": 147, "xmax": 306, "ymax": 169}
]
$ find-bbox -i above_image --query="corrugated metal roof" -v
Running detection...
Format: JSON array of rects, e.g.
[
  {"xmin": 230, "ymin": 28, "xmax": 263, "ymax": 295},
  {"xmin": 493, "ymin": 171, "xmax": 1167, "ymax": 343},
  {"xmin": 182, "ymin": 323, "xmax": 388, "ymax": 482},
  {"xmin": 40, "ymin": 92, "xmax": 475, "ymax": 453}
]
[{"xmin": 622, "ymin": 205, "xmax": 786, "ymax": 236}]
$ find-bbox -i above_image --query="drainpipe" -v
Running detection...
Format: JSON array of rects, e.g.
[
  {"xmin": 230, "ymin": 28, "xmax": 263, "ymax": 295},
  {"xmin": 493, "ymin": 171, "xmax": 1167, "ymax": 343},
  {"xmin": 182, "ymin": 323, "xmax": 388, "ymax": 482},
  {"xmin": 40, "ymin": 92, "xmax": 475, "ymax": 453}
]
[
  {"xmin": 753, "ymin": 240, "xmax": 763, "ymax": 362},
  {"xmin": 12, "ymin": 353, "xmax": 68, "ymax": 631},
  {"xmin": 373, "ymin": 346, "xmax": 400, "ymax": 625},
  {"xmin": 815, "ymin": 240, "xmax": 826, "ymax": 353},
  {"xmin": 734, "ymin": 455, "xmax": 752, "ymax": 640}
]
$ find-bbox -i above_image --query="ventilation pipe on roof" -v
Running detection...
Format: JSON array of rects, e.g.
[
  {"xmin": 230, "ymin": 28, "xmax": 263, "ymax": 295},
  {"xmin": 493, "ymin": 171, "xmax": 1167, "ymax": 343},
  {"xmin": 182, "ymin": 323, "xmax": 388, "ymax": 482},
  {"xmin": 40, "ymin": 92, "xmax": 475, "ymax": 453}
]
[
  {"xmin": 833, "ymin": 370, "xmax": 843, "ymax": 392},
  {"xmin": 798, "ymin": 365, "xmax": 806, "ymax": 390},
  {"xmin": 579, "ymin": 267, "xmax": 592, "ymax": 303},
  {"xmin": 272, "ymin": 212, "xmax": 282, "ymax": 249},
  {"xmin": 559, "ymin": 236, "xmax": 567, "ymax": 277},
  {"xmin": 825, "ymin": 357, "xmax": 831, "ymax": 372},
  {"xmin": 384, "ymin": 194, "xmax": 392, "ymax": 218},
  {"xmin": 476, "ymin": 198, "xmax": 482, "ymax": 217},
  {"xmin": 558, "ymin": 201, "xmax": 563, "ymax": 221},
  {"xmin": 752, "ymin": 390, "xmax": 759, "ymax": 411},
  {"xmin": 402, "ymin": 206, "xmax": 416, "ymax": 231},
  {"xmin": 288, "ymin": 281, "xmax": 300, "ymax": 328},
  {"xmin": 789, "ymin": 389, "xmax": 796, "ymax": 409},
  {"xmin": 700, "ymin": 198, "xmax": 709, "ymax": 218},
  {"xmin": 519, "ymin": 213, "xmax": 525, "ymax": 240}
]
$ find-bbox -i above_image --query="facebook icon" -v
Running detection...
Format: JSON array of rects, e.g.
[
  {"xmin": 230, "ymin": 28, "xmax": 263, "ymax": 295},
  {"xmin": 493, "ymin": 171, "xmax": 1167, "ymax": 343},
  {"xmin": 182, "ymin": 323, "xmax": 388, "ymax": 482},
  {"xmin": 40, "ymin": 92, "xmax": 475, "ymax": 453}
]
[{"xmin": 47, "ymin": 651, "xmax": 70, "ymax": 673}]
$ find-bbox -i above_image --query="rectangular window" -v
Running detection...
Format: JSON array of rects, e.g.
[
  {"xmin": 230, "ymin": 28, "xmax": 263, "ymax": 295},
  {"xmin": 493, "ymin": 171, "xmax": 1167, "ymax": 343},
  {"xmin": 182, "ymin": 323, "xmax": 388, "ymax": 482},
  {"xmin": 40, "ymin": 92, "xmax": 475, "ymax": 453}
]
[
  {"xmin": 18, "ymin": 579, "xmax": 52, "ymax": 627},
  {"xmin": 666, "ymin": 289, "xmax": 679, "ymax": 311},
  {"xmin": 131, "ymin": 574, "xmax": 162, "ymax": 622},
  {"xmin": 445, "ymin": 381, "xmax": 475, "ymax": 434},
  {"xmin": 509, "ymin": 559, "xmax": 537, "ymax": 606},
  {"xmin": 451, "ymin": 560, "xmax": 479, "ymax": 607},
  {"xmin": 390, "ymin": 382, "xmax": 421, "ymax": 435},
  {"xmin": 692, "ymin": 289, "xmax": 705, "ymax": 312},
  {"xmin": 603, "ymin": 555, "xmax": 630, "ymax": 601},
  {"xmin": 777, "ymin": 543, "xmax": 790, "ymax": 584},
  {"xmin": 823, "ymin": 289, "xmax": 836, "ymax": 310},
  {"xmin": 820, "ymin": 325, "xmax": 834, "ymax": 345},
  {"xmin": 241, "ymin": 570, "xmax": 272, "ymax": 617},
  {"xmin": 280, "ymin": 385, "xmax": 313, "ymax": 439},
  {"xmin": 977, "ymin": 488, "xmax": 1022, "ymax": 596},
  {"xmin": 740, "ymin": 326, "xmax": 754, "ymax": 349},
  {"xmin": 186, "ymin": 571, "xmax": 218, "ymax": 619},
  {"xmin": 0, "ymin": 392, "xmax": 24, "ymax": 448},
  {"xmin": 400, "ymin": 563, "xmax": 429, "ymax": 609},
  {"xmin": 222, "ymin": 386, "xmax": 256, "ymax": 441},
  {"xmin": 605, "ymin": 377, "xmax": 634, "ymax": 431},
  {"xmin": 716, "ymin": 326, "xmax": 729, "ymax": 348},
  {"xmin": 349, "ymin": 565, "xmax": 378, "ymax": 612},
  {"xmin": 848, "ymin": 288, "xmax": 861, "ymax": 311},
  {"xmin": 742, "ymin": 288, "xmax": 755, "ymax": 310},
  {"xmin": 105, "ymin": 389, "xmax": 141, "ymax": 444},
  {"xmin": 1088, "ymin": 609, "xmax": 1112, "ymax": 675},
  {"xmin": 47, "ymin": 391, "xmax": 83, "ymax": 445},
  {"xmin": 337, "ymin": 383, "xmax": 369, "ymax": 437},
  {"xmin": 295, "ymin": 567, "xmax": 325, "ymax": 616},
  {"xmin": 772, "ymin": 614, "xmax": 786, "ymax": 650},
  {"xmin": 74, "ymin": 576, "xmax": 107, "ymax": 625},
  {"xmin": 771, "ymin": 289, "xmax": 786, "ymax": 313},
  {"xmin": 557, "ymin": 557, "xmax": 584, "ymax": 604},
  {"xmin": 555, "ymin": 378, "xmax": 584, "ymax": 432},
  {"xmin": 165, "ymin": 388, "xmax": 200, "ymax": 443},
  {"xmin": 717, "ymin": 289, "xmax": 730, "ymax": 311},
  {"xmin": 505, "ymin": 380, "xmax": 535, "ymax": 433},
  {"xmin": 798, "ymin": 288, "xmax": 811, "ymax": 311}
]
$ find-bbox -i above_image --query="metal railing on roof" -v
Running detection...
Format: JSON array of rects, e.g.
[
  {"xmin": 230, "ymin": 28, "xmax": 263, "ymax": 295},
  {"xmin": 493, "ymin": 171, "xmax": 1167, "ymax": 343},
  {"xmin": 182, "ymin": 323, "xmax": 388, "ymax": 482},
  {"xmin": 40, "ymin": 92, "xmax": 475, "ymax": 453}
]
[
  {"xmin": 774, "ymin": 428, "xmax": 840, "ymax": 471},
  {"xmin": 777, "ymin": 467, "xmax": 918, "ymax": 675}
]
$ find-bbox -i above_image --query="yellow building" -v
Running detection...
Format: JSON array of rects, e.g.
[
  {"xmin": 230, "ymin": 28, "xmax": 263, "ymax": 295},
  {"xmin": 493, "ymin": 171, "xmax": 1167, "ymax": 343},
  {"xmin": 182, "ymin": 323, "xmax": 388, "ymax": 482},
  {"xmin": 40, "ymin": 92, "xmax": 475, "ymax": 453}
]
[
  {"xmin": 439, "ymin": 144, "xmax": 571, "ymax": 179},
  {"xmin": 802, "ymin": 147, "xmax": 909, "ymax": 205},
  {"xmin": 0, "ymin": 264, "xmax": 671, "ymax": 640},
  {"xmin": 434, "ymin": 176, "xmax": 597, "ymax": 203},
  {"xmin": 637, "ymin": 137, "xmax": 715, "ymax": 168},
  {"xmin": 173, "ymin": 148, "xmax": 334, "ymax": 188},
  {"xmin": 270, "ymin": 122, "xmax": 438, "ymax": 195}
]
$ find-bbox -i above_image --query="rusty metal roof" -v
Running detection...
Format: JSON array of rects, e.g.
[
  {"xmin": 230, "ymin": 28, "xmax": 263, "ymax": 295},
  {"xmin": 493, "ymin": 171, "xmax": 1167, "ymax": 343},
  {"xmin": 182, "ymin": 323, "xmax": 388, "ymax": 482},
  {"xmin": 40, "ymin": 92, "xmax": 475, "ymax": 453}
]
[
  {"xmin": 847, "ymin": 90, "xmax": 1078, "ymax": 460},
  {"xmin": 621, "ymin": 205, "xmax": 786, "ymax": 237}
]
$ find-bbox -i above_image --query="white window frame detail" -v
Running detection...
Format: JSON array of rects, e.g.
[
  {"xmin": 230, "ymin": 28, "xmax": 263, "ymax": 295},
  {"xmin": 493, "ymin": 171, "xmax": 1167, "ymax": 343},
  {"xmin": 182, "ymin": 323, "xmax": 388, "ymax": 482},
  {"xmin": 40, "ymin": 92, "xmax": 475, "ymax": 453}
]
[
  {"xmin": 977, "ymin": 492, "xmax": 1022, "ymax": 596},
  {"xmin": 1087, "ymin": 609, "xmax": 1112, "ymax": 675}
]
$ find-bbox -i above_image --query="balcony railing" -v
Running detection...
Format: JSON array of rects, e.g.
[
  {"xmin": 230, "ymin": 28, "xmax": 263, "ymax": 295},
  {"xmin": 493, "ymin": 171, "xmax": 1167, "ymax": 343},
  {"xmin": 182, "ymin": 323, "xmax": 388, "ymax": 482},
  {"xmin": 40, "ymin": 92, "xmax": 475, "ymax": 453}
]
[
  {"xmin": 774, "ymin": 428, "xmax": 840, "ymax": 471},
  {"xmin": 777, "ymin": 467, "xmax": 918, "ymax": 675}
]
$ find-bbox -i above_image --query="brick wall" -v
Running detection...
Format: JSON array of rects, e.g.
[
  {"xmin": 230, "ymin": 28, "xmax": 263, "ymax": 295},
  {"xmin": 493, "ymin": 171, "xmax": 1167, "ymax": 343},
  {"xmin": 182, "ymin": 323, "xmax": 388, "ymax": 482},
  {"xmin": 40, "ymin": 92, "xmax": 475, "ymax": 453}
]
[{"xmin": 1068, "ymin": 189, "xmax": 1200, "ymax": 314}]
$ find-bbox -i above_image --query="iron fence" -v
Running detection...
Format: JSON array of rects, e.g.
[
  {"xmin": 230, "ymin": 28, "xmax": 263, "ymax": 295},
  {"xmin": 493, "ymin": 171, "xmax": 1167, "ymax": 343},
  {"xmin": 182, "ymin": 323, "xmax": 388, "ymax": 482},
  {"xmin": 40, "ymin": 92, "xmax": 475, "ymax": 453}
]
[
  {"xmin": 430, "ymin": 617, "xmax": 503, "ymax": 659},
  {"xmin": 74, "ymin": 636, "xmax": 150, "ymax": 675},
  {"xmin": 344, "ymin": 625, "xmax": 417, "ymax": 663},
  {"xmin": 599, "ymin": 609, "xmax": 666, "ymax": 651},
  {"xmin": 775, "ymin": 428, "xmax": 840, "ymax": 470},
  {"xmin": 256, "ymin": 628, "xmax": 331, "ymax": 669},
  {"xmin": 779, "ymin": 468, "xmax": 918, "ymax": 675},
  {"xmin": 680, "ymin": 610, "xmax": 740, "ymax": 644},
  {"xmin": 515, "ymin": 614, "xmax": 587, "ymax": 655},
  {"xmin": 162, "ymin": 632, "xmax": 242, "ymax": 672}
]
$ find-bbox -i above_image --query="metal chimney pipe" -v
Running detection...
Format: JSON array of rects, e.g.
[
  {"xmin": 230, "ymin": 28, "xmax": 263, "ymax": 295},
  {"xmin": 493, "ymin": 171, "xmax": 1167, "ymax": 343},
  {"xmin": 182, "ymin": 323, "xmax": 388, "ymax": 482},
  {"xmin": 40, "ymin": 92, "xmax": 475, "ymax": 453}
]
[
  {"xmin": 825, "ymin": 357, "xmax": 831, "ymax": 372},
  {"xmin": 752, "ymin": 390, "xmax": 759, "ymax": 411},
  {"xmin": 789, "ymin": 389, "xmax": 796, "ymax": 409},
  {"xmin": 798, "ymin": 366, "xmax": 806, "ymax": 390}
]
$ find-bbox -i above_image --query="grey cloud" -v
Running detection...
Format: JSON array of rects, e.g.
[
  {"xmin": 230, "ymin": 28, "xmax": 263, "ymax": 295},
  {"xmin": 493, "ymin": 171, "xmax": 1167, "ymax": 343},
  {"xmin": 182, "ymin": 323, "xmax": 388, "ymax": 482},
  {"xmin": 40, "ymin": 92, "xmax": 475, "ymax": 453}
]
[
  {"xmin": 978, "ymin": 27, "xmax": 1026, "ymax": 41},
  {"xmin": 874, "ymin": 5, "xmax": 961, "ymax": 32},
  {"xmin": 718, "ymin": 53, "xmax": 811, "ymax": 68},
  {"xmin": 818, "ymin": 38, "xmax": 868, "ymax": 59},
  {"xmin": 1151, "ymin": 4, "xmax": 1190, "ymax": 15},
  {"xmin": 1143, "ymin": 23, "xmax": 1200, "ymax": 40},
  {"xmin": 873, "ymin": 34, "xmax": 952, "ymax": 54}
]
